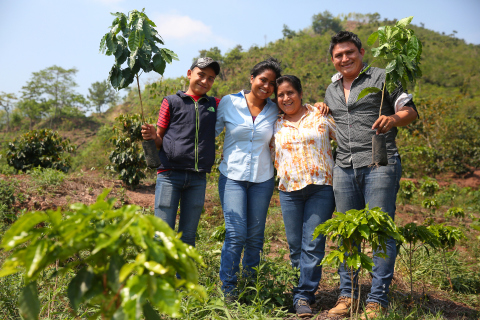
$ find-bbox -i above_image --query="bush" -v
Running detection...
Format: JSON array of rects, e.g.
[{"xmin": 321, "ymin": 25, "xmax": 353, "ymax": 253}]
[
  {"xmin": 398, "ymin": 180, "xmax": 416, "ymax": 204},
  {"xmin": 0, "ymin": 189, "xmax": 205, "ymax": 319},
  {"xmin": 0, "ymin": 178, "xmax": 23, "ymax": 224},
  {"xmin": 28, "ymin": 167, "xmax": 66, "ymax": 189},
  {"xmin": 107, "ymin": 114, "xmax": 156, "ymax": 188},
  {"xmin": 419, "ymin": 177, "xmax": 439, "ymax": 197},
  {"xmin": 6, "ymin": 129, "xmax": 76, "ymax": 173}
]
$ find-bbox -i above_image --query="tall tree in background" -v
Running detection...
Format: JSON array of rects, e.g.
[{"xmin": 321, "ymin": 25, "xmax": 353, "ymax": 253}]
[
  {"xmin": 0, "ymin": 92, "xmax": 17, "ymax": 132},
  {"xmin": 22, "ymin": 65, "xmax": 87, "ymax": 128},
  {"xmin": 312, "ymin": 10, "xmax": 342, "ymax": 35},
  {"xmin": 87, "ymin": 80, "xmax": 119, "ymax": 113}
]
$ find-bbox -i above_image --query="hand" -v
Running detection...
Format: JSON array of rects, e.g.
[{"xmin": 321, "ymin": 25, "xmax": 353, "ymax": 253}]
[
  {"xmin": 372, "ymin": 115, "xmax": 395, "ymax": 135},
  {"xmin": 313, "ymin": 102, "xmax": 330, "ymax": 116},
  {"xmin": 141, "ymin": 124, "xmax": 157, "ymax": 140}
]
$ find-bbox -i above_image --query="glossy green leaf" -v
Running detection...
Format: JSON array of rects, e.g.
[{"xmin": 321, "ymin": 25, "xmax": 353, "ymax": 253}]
[
  {"xmin": 18, "ymin": 282, "xmax": 40, "ymax": 320},
  {"xmin": 357, "ymin": 87, "xmax": 381, "ymax": 101},
  {"xmin": 152, "ymin": 53, "xmax": 166, "ymax": 75},
  {"xmin": 160, "ymin": 48, "xmax": 179, "ymax": 63},
  {"xmin": 385, "ymin": 59, "xmax": 396, "ymax": 74},
  {"xmin": 108, "ymin": 65, "xmax": 122, "ymax": 89},
  {"xmin": 396, "ymin": 16, "xmax": 414, "ymax": 28},
  {"xmin": 143, "ymin": 300, "xmax": 162, "ymax": 320},
  {"xmin": 67, "ymin": 268, "xmax": 94, "ymax": 311},
  {"xmin": 128, "ymin": 30, "xmax": 140, "ymax": 51},
  {"xmin": 1, "ymin": 212, "xmax": 48, "ymax": 250},
  {"xmin": 367, "ymin": 31, "xmax": 379, "ymax": 46}
]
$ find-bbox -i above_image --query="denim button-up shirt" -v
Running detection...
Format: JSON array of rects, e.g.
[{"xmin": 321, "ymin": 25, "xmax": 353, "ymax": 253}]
[{"xmin": 215, "ymin": 90, "xmax": 278, "ymax": 183}]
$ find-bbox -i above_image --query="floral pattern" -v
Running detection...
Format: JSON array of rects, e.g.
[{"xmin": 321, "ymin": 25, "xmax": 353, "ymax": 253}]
[{"xmin": 271, "ymin": 104, "xmax": 336, "ymax": 192}]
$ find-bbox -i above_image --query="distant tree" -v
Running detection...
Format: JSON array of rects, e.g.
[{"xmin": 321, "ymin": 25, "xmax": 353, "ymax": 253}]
[
  {"xmin": 87, "ymin": 80, "xmax": 119, "ymax": 113},
  {"xmin": 17, "ymin": 99, "xmax": 49, "ymax": 130},
  {"xmin": 312, "ymin": 10, "xmax": 342, "ymax": 35},
  {"xmin": 195, "ymin": 47, "xmax": 225, "ymax": 79},
  {"xmin": 22, "ymin": 65, "xmax": 87, "ymax": 128},
  {"xmin": 0, "ymin": 92, "xmax": 17, "ymax": 132},
  {"xmin": 282, "ymin": 24, "xmax": 297, "ymax": 39}
]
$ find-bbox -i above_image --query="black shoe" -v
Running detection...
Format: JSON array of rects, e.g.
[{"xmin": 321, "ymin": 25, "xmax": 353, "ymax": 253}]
[{"xmin": 295, "ymin": 299, "xmax": 313, "ymax": 318}]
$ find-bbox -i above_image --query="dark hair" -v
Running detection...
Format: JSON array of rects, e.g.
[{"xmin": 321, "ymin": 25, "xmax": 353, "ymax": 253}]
[
  {"xmin": 275, "ymin": 75, "xmax": 302, "ymax": 95},
  {"xmin": 329, "ymin": 31, "xmax": 362, "ymax": 57},
  {"xmin": 250, "ymin": 57, "xmax": 282, "ymax": 79}
]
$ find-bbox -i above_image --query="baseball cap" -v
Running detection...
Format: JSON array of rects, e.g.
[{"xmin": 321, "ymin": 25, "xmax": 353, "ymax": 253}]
[{"xmin": 190, "ymin": 57, "xmax": 221, "ymax": 76}]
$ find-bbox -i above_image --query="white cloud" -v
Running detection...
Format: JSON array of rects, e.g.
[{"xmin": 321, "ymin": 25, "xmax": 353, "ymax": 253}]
[{"xmin": 153, "ymin": 13, "xmax": 234, "ymax": 48}]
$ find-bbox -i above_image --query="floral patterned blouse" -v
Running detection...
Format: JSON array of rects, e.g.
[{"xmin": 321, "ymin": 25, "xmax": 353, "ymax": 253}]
[{"xmin": 271, "ymin": 104, "xmax": 336, "ymax": 192}]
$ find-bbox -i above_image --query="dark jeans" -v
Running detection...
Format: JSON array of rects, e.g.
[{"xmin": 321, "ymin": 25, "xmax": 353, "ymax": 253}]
[
  {"xmin": 154, "ymin": 170, "xmax": 207, "ymax": 247},
  {"xmin": 280, "ymin": 184, "xmax": 335, "ymax": 306},
  {"xmin": 218, "ymin": 174, "xmax": 275, "ymax": 295},
  {"xmin": 333, "ymin": 156, "xmax": 402, "ymax": 308}
]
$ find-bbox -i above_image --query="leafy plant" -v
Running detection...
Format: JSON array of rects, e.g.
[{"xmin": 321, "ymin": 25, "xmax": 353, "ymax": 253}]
[
  {"xmin": 0, "ymin": 189, "xmax": 205, "ymax": 319},
  {"xmin": 444, "ymin": 207, "xmax": 465, "ymax": 220},
  {"xmin": 0, "ymin": 179, "xmax": 23, "ymax": 224},
  {"xmin": 427, "ymin": 224, "xmax": 466, "ymax": 291},
  {"xmin": 6, "ymin": 129, "xmax": 76, "ymax": 173},
  {"xmin": 107, "ymin": 113, "xmax": 155, "ymax": 188},
  {"xmin": 397, "ymin": 223, "xmax": 439, "ymax": 298},
  {"xmin": 357, "ymin": 16, "xmax": 422, "ymax": 110},
  {"xmin": 313, "ymin": 205, "xmax": 404, "ymax": 318},
  {"xmin": 28, "ymin": 167, "xmax": 66, "ymax": 189},
  {"xmin": 398, "ymin": 179, "xmax": 416, "ymax": 204},
  {"xmin": 421, "ymin": 198, "xmax": 438, "ymax": 217},
  {"xmin": 419, "ymin": 177, "xmax": 439, "ymax": 197}
]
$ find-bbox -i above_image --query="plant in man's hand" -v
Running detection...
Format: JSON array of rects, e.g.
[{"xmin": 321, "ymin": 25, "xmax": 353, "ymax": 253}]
[
  {"xmin": 313, "ymin": 205, "xmax": 404, "ymax": 319},
  {"xmin": 0, "ymin": 189, "xmax": 205, "ymax": 319},
  {"xmin": 357, "ymin": 16, "xmax": 422, "ymax": 104}
]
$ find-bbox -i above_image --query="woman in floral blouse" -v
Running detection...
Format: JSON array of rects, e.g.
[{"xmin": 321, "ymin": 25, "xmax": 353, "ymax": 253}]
[{"xmin": 271, "ymin": 75, "xmax": 336, "ymax": 317}]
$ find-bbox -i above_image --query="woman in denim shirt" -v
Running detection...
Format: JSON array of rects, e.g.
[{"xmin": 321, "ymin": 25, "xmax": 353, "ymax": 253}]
[{"xmin": 215, "ymin": 58, "xmax": 282, "ymax": 298}]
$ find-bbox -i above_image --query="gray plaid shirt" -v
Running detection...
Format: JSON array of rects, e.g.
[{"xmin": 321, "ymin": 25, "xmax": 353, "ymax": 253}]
[{"xmin": 325, "ymin": 65, "xmax": 417, "ymax": 169}]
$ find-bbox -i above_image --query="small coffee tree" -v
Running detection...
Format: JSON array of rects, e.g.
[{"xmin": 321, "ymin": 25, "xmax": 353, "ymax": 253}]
[
  {"xmin": 0, "ymin": 189, "xmax": 205, "ymax": 319},
  {"xmin": 100, "ymin": 9, "xmax": 178, "ymax": 168},
  {"xmin": 313, "ymin": 205, "xmax": 404, "ymax": 319}
]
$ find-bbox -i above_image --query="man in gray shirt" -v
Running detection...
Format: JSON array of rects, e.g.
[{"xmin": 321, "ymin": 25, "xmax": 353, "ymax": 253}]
[{"xmin": 324, "ymin": 31, "xmax": 418, "ymax": 319}]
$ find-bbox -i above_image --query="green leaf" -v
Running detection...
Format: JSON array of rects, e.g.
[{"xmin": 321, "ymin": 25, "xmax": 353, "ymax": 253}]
[
  {"xmin": 152, "ymin": 53, "xmax": 166, "ymax": 75},
  {"xmin": 396, "ymin": 16, "xmax": 413, "ymax": 28},
  {"xmin": 1, "ymin": 212, "xmax": 48, "ymax": 250},
  {"xmin": 358, "ymin": 224, "xmax": 370, "ymax": 239},
  {"xmin": 108, "ymin": 65, "xmax": 122, "ymax": 89},
  {"xmin": 67, "ymin": 268, "xmax": 94, "ymax": 311},
  {"xmin": 407, "ymin": 36, "xmax": 420, "ymax": 60},
  {"xmin": 143, "ymin": 300, "xmax": 162, "ymax": 320},
  {"xmin": 367, "ymin": 31, "xmax": 379, "ymax": 46},
  {"xmin": 128, "ymin": 30, "xmax": 141, "ymax": 51},
  {"xmin": 385, "ymin": 59, "xmax": 397, "ymax": 74},
  {"xmin": 356, "ymin": 87, "xmax": 381, "ymax": 101},
  {"xmin": 108, "ymin": 254, "xmax": 123, "ymax": 292},
  {"xmin": 160, "ymin": 48, "xmax": 179, "ymax": 63},
  {"xmin": 99, "ymin": 34, "xmax": 108, "ymax": 53},
  {"xmin": 18, "ymin": 282, "xmax": 40, "ymax": 320},
  {"xmin": 106, "ymin": 33, "xmax": 117, "ymax": 55}
]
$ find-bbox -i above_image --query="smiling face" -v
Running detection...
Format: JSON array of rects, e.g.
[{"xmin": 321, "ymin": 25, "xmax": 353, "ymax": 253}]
[
  {"xmin": 186, "ymin": 66, "xmax": 216, "ymax": 96},
  {"xmin": 331, "ymin": 41, "xmax": 365, "ymax": 81},
  {"xmin": 277, "ymin": 81, "xmax": 303, "ymax": 117},
  {"xmin": 250, "ymin": 69, "xmax": 277, "ymax": 100}
]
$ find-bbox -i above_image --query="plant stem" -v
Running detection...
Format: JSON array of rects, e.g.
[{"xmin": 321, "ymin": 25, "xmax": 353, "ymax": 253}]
[
  {"xmin": 136, "ymin": 74, "xmax": 145, "ymax": 123},
  {"xmin": 379, "ymin": 81, "xmax": 386, "ymax": 118}
]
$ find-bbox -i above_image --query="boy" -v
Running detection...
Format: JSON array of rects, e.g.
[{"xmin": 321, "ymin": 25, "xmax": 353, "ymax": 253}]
[{"xmin": 141, "ymin": 57, "xmax": 221, "ymax": 247}]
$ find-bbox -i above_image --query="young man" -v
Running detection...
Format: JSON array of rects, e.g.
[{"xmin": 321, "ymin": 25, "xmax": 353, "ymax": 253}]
[
  {"xmin": 324, "ymin": 31, "xmax": 418, "ymax": 319},
  {"xmin": 141, "ymin": 57, "xmax": 221, "ymax": 247}
]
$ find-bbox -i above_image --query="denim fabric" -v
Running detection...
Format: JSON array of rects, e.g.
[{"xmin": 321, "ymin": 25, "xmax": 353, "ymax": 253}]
[
  {"xmin": 333, "ymin": 156, "xmax": 402, "ymax": 308},
  {"xmin": 218, "ymin": 173, "xmax": 275, "ymax": 295},
  {"xmin": 154, "ymin": 170, "xmax": 207, "ymax": 247},
  {"xmin": 280, "ymin": 184, "xmax": 335, "ymax": 306}
]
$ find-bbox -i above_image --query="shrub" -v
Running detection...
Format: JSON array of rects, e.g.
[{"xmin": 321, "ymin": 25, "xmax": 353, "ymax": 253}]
[
  {"xmin": 28, "ymin": 167, "xmax": 66, "ymax": 189},
  {"xmin": 444, "ymin": 207, "xmax": 465, "ymax": 219},
  {"xmin": 0, "ymin": 189, "xmax": 205, "ymax": 319},
  {"xmin": 398, "ymin": 180, "xmax": 416, "ymax": 204},
  {"xmin": 6, "ymin": 129, "xmax": 76, "ymax": 173},
  {"xmin": 419, "ymin": 177, "xmax": 439, "ymax": 197},
  {"xmin": 107, "ymin": 114, "xmax": 156, "ymax": 188},
  {"xmin": 0, "ymin": 178, "xmax": 23, "ymax": 224}
]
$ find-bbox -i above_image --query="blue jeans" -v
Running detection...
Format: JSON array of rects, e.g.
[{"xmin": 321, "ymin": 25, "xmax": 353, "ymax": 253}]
[
  {"xmin": 333, "ymin": 156, "xmax": 402, "ymax": 308},
  {"xmin": 280, "ymin": 184, "xmax": 335, "ymax": 306},
  {"xmin": 218, "ymin": 173, "xmax": 275, "ymax": 295},
  {"xmin": 155, "ymin": 170, "xmax": 207, "ymax": 247}
]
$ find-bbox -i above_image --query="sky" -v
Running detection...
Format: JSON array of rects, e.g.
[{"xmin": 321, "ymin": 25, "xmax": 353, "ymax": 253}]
[{"xmin": 0, "ymin": 0, "xmax": 479, "ymax": 105}]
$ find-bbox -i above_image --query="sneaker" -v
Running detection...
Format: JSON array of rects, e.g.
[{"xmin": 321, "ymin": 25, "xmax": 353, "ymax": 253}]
[
  {"xmin": 360, "ymin": 302, "xmax": 386, "ymax": 320},
  {"xmin": 295, "ymin": 299, "xmax": 313, "ymax": 318},
  {"xmin": 327, "ymin": 296, "xmax": 358, "ymax": 317}
]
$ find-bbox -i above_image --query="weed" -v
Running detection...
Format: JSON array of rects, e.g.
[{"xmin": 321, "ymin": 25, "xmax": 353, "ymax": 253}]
[{"xmin": 28, "ymin": 166, "xmax": 66, "ymax": 189}]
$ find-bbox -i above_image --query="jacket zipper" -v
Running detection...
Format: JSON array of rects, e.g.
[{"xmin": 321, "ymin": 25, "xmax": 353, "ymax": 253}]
[{"xmin": 189, "ymin": 96, "xmax": 207, "ymax": 171}]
